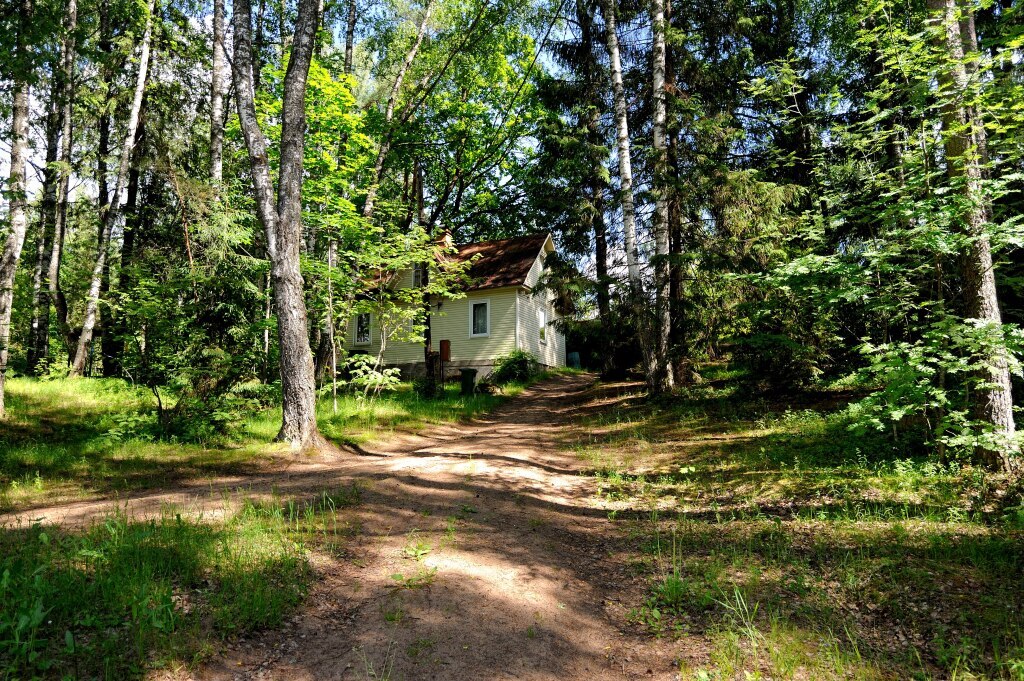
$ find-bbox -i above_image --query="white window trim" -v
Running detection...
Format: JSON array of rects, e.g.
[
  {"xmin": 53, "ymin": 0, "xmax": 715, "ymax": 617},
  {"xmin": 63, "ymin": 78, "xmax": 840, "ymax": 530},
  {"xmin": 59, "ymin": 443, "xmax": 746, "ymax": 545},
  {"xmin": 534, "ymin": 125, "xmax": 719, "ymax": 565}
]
[
  {"xmin": 354, "ymin": 312, "xmax": 371, "ymax": 345},
  {"xmin": 469, "ymin": 299, "xmax": 491, "ymax": 338},
  {"xmin": 539, "ymin": 306, "xmax": 548, "ymax": 345}
]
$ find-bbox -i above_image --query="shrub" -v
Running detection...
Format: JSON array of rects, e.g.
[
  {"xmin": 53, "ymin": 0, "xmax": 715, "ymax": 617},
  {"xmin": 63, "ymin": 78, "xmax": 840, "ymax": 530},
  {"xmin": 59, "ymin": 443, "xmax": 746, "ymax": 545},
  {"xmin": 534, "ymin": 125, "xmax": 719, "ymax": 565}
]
[{"xmin": 490, "ymin": 350, "xmax": 539, "ymax": 385}]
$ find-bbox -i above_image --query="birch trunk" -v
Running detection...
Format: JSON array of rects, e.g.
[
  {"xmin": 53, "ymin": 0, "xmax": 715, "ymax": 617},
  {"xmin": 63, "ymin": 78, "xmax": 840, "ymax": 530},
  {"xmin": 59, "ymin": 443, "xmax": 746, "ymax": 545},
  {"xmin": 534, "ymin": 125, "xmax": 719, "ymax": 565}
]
[
  {"xmin": 362, "ymin": 0, "xmax": 434, "ymax": 220},
  {"xmin": 49, "ymin": 0, "xmax": 79, "ymax": 359},
  {"xmin": 929, "ymin": 0, "xmax": 1017, "ymax": 473},
  {"xmin": 314, "ymin": 0, "xmax": 358, "ymax": 383},
  {"xmin": 650, "ymin": 0, "xmax": 673, "ymax": 393},
  {"xmin": 71, "ymin": 0, "xmax": 155, "ymax": 376},
  {"xmin": 233, "ymin": 0, "xmax": 323, "ymax": 449},
  {"xmin": 0, "ymin": 0, "xmax": 33, "ymax": 417},
  {"xmin": 598, "ymin": 0, "xmax": 640, "ymax": 285},
  {"xmin": 211, "ymin": 0, "xmax": 226, "ymax": 187}
]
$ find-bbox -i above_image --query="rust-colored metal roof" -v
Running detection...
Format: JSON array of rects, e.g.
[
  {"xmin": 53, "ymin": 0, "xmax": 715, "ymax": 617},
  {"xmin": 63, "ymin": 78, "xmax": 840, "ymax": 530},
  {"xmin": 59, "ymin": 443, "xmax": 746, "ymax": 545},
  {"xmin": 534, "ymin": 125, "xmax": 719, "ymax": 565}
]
[{"xmin": 454, "ymin": 233, "xmax": 551, "ymax": 291}]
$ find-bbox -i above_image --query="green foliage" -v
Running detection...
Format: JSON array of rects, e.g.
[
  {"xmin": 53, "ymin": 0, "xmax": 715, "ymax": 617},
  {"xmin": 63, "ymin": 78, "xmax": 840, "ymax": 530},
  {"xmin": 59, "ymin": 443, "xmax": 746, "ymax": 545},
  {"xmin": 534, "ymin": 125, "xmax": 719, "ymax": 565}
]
[
  {"xmin": 489, "ymin": 350, "xmax": 539, "ymax": 385},
  {"xmin": 339, "ymin": 353, "xmax": 403, "ymax": 395}
]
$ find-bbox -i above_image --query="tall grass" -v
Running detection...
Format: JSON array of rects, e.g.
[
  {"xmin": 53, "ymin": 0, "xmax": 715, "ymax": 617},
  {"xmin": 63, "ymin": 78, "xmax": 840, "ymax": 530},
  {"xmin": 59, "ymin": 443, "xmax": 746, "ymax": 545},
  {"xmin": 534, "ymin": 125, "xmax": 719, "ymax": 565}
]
[{"xmin": 0, "ymin": 486, "xmax": 360, "ymax": 678}]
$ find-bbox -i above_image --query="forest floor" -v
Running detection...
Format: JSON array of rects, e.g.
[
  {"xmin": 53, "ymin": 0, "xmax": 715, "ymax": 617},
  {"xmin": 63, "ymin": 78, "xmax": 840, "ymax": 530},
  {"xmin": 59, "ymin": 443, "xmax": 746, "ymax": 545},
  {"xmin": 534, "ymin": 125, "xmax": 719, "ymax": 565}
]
[{"xmin": 2, "ymin": 373, "xmax": 1022, "ymax": 680}]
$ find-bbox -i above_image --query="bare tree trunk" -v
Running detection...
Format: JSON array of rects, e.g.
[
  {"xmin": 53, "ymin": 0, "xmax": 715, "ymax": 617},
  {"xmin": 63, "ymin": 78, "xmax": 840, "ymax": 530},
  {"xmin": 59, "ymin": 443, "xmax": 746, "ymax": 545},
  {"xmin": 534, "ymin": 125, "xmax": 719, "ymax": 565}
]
[
  {"xmin": 71, "ymin": 0, "xmax": 155, "ymax": 376},
  {"xmin": 362, "ymin": 0, "xmax": 434, "ymax": 220},
  {"xmin": 0, "ymin": 0, "xmax": 33, "ymax": 418},
  {"xmin": 211, "ymin": 0, "xmax": 226, "ymax": 187},
  {"xmin": 234, "ymin": 0, "xmax": 323, "ymax": 449},
  {"xmin": 344, "ymin": 0, "xmax": 357, "ymax": 73},
  {"xmin": 929, "ymin": 0, "xmax": 1017, "ymax": 473},
  {"xmin": 27, "ymin": 93, "xmax": 61, "ymax": 374},
  {"xmin": 45, "ymin": 0, "xmax": 79, "ymax": 362},
  {"xmin": 598, "ymin": 0, "xmax": 640, "ymax": 285},
  {"xmin": 650, "ymin": 0, "xmax": 673, "ymax": 393}
]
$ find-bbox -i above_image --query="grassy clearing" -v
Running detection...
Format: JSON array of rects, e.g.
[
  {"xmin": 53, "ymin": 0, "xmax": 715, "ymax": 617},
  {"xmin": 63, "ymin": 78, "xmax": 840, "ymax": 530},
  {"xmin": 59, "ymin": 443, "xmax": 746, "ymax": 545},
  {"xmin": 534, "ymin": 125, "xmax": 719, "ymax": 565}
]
[
  {"xmin": 574, "ymin": 372, "xmax": 1024, "ymax": 680},
  {"xmin": 0, "ymin": 375, "xmax": 538, "ymax": 512},
  {"xmin": 0, "ymin": 484, "xmax": 360, "ymax": 679}
]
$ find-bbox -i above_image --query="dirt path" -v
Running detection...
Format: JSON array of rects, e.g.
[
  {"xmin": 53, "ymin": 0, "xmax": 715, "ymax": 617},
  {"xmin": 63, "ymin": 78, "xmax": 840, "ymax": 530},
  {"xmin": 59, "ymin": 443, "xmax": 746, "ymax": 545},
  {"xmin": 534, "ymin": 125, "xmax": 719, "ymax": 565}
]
[{"xmin": 8, "ymin": 375, "xmax": 676, "ymax": 680}]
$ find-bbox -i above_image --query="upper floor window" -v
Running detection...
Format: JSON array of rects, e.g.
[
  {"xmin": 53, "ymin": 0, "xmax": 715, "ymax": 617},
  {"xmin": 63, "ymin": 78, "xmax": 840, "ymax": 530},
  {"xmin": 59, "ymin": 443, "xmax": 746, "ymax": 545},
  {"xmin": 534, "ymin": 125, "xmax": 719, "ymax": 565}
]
[
  {"xmin": 539, "ymin": 308, "xmax": 548, "ymax": 344},
  {"xmin": 470, "ymin": 300, "xmax": 490, "ymax": 337},
  {"xmin": 355, "ymin": 313, "xmax": 371, "ymax": 345},
  {"xmin": 412, "ymin": 263, "xmax": 425, "ymax": 287}
]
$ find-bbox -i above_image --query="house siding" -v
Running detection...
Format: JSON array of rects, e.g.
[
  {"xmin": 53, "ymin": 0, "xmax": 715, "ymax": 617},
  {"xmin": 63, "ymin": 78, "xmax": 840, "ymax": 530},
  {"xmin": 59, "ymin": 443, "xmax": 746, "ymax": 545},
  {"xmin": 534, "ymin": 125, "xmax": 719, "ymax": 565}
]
[
  {"xmin": 517, "ymin": 288, "xmax": 565, "ymax": 368},
  {"xmin": 342, "ymin": 288, "xmax": 519, "ymax": 372}
]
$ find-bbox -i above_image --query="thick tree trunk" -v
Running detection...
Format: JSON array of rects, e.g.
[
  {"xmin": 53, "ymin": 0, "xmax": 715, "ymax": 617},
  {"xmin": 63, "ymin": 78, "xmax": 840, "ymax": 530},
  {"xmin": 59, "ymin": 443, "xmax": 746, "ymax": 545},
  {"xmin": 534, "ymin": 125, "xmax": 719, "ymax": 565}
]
[
  {"xmin": 598, "ymin": 0, "xmax": 640, "ymax": 286},
  {"xmin": 211, "ymin": 0, "xmax": 226, "ymax": 187},
  {"xmin": 650, "ymin": 0, "xmax": 673, "ymax": 393},
  {"xmin": 362, "ymin": 0, "xmax": 433, "ymax": 221},
  {"xmin": 0, "ymin": 0, "xmax": 33, "ymax": 418},
  {"xmin": 71, "ymin": 0, "xmax": 155, "ymax": 376},
  {"xmin": 929, "ymin": 0, "xmax": 1017, "ymax": 473},
  {"xmin": 27, "ymin": 93, "xmax": 61, "ymax": 374},
  {"xmin": 234, "ymin": 0, "xmax": 322, "ymax": 449}
]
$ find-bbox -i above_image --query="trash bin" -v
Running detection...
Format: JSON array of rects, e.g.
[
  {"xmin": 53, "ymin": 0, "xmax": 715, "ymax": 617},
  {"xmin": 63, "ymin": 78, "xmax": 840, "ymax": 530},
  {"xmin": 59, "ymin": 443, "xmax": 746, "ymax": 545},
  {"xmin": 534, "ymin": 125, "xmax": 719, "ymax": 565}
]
[{"xmin": 460, "ymin": 368, "xmax": 478, "ymax": 396}]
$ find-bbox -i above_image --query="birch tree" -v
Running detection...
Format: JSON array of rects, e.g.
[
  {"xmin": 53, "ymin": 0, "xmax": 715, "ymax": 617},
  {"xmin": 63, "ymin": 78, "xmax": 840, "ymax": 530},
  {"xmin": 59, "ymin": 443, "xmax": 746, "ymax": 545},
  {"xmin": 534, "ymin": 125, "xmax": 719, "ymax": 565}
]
[
  {"xmin": 598, "ymin": 0, "xmax": 640, "ymax": 285},
  {"xmin": 71, "ymin": 0, "xmax": 156, "ymax": 376},
  {"xmin": 0, "ymin": 0, "xmax": 33, "ymax": 417},
  {"xmin": 211, "ymin": 0, "xmax": 226, "ymax": 187},
  {"xmin": 361, "ymin": 0, "xmax": 434, "ymax": 221}
]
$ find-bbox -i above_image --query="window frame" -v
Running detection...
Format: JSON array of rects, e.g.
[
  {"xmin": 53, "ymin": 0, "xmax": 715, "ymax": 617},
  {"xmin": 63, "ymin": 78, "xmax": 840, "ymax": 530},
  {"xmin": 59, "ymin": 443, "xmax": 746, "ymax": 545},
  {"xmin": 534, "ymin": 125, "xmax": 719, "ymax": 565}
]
[
  {"xmin": 469, "ymin": 299, "xmax": 491, "ymax": 338},
  {"xmin": 412, "ymin": 262, "xmax": 425, "ymax": 288},
  {"xmin": 539, "ymin": 307, "xmax": 548, "ymax": 345},
  {"xmin": 354, "ymin": 312, "xmax": 372, "ymax": 345}
]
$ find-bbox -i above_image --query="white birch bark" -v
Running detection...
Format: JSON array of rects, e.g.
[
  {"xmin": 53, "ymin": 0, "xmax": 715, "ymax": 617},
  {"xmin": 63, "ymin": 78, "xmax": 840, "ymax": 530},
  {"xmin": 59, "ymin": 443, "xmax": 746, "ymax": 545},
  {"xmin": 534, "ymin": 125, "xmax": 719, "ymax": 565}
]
[
  {"xmin": 362, "ymin": 0, "xmax": 434, "ymax": 220},
  {"xmin": 71, "ymin": 0, "xmax": 156, "ymax": 376},
  {"xmin": 599, "ymin": 0, "xmax": 640, "ymax": 285},
  {"xmin": 0, "ymin": 0, "xmax": 33, "ymax": 417}
]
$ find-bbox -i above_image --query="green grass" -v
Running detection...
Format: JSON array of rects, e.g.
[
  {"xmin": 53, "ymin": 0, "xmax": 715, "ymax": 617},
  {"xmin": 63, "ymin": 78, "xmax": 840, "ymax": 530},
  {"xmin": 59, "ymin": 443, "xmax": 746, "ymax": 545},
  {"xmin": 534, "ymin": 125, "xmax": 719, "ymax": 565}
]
[
  {"xmin": 0, "ymin": 375, "xmax": 536, "ymax": 512},
  {"xmin": 576, "ymin": 376, "xmax": 1024, "ymax": 680},
  {"xmin": 0, "ymin": 486, "xmax": 361, "ymax": 679},
  {"xmin": 0, "ymin": 378, "xmax": 269, "ymax": 511}
]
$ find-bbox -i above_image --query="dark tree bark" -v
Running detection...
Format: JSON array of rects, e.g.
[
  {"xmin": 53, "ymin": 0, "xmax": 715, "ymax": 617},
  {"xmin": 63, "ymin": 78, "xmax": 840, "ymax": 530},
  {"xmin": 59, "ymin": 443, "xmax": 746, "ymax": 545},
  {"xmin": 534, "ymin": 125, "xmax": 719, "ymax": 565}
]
[
  {"xmin": 27, "ymin": 90, "xmax": 61, "ymax": 374},
  {"xmin": 0, "ymin": 0, "xmax": 33, "ymax": 417},
  {"xmin": 71, "ymin": 0, "xmax": 155, "ymax": 376},
  {"xmin": 344, "ymin": 0, "xmax": 357, "ymax": 73},
  {"xmin": 650, "ymin": 0, "xmax": 673, "ymax": 393},
  {"xmin": 46, "ymin": 0, "xmax": 79, "ymax": 361},
  {"xmin": 233, "ymin": 0, "xmax": 323, "ymax": 449},
  {"xmin": 929, "ymin": 0, "xmax": 1018, "ymax": 473}
]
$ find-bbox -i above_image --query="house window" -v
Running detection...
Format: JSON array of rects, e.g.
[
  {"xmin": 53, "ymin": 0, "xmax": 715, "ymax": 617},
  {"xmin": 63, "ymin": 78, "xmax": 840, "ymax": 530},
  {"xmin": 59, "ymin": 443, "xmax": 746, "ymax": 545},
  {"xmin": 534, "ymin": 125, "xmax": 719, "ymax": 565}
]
[
  {"xmin": 539, "ymin": 308, "xmax": 547, "ymax": 344},
  {"xmin": 412, "ymin": 263, "xmax": 425, "ymax": 287},
  {"xmin": 355, "ymin": 313, "xmax": 371, "ymax": 345},
  {"xmin": 470, "ymin": 300, "xmax": 489, "ymax": 337}
]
